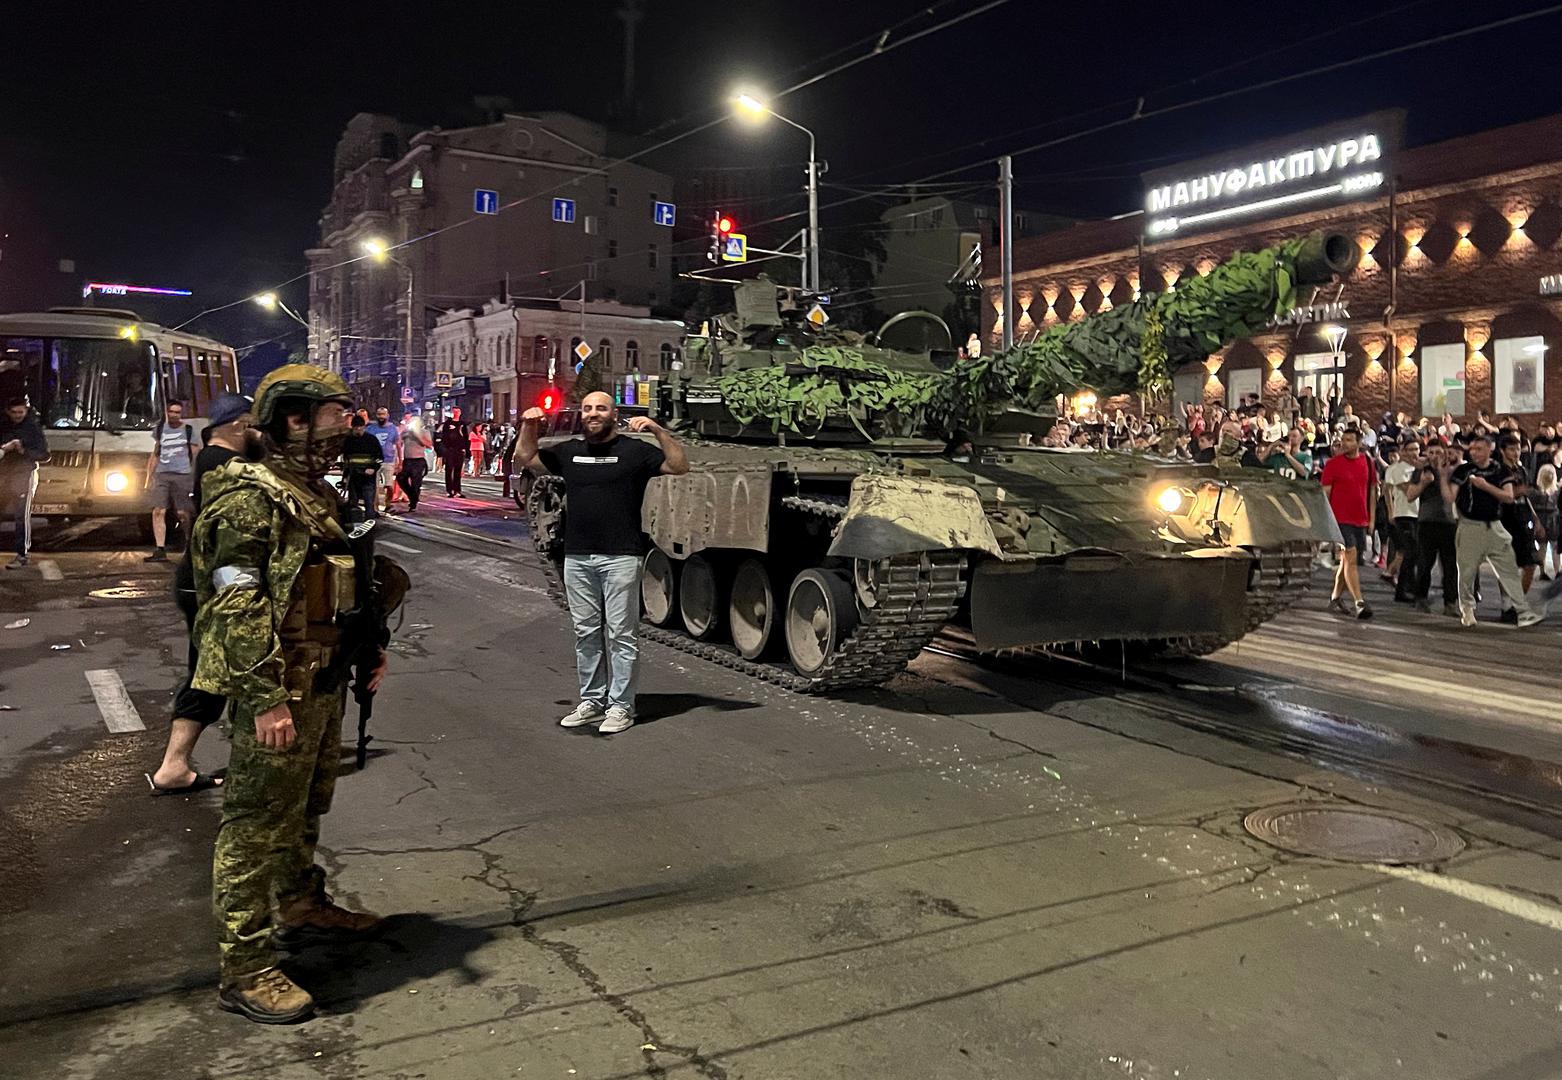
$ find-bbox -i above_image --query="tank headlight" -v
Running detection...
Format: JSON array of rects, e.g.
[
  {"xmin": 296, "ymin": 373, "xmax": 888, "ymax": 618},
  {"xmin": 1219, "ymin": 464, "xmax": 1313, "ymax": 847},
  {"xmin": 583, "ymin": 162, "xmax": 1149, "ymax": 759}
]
[
  {"xmin": 1155, "ymin": 485, "xmax": 1188, "ymax": 514},
  {"xmin": 104, "ymin": 470, "xmax": 130, "ymax": 493}
]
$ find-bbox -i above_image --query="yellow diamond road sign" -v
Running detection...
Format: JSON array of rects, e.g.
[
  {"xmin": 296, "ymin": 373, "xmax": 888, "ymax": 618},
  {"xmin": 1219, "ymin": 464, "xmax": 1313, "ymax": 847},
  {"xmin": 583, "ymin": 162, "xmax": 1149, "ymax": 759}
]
[
  {"xmin": 806, "ymin": 303, "xmax": 829, "ymax": 327},
  {"xmin": 573, "ymin": 340, "xmax": 593, "ymax": 362}
]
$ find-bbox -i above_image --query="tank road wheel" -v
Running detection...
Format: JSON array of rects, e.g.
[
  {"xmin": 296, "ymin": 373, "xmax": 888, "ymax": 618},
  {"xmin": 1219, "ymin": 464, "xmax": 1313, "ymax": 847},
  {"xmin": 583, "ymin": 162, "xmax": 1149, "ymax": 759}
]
[
  {"xmin": 785, "ymin": 569, "xmax": 859, "ymax": 677},
  {"xmin": 679, "ymin": 553, "xmax": 724, "ymax": 640},
  {"xmin": 728, "ymin": 558, "xmax": 778, "ymax": 660},
  {"xmin": 642, "ymin": 549, "xmax": 678, "ymax": 627}
]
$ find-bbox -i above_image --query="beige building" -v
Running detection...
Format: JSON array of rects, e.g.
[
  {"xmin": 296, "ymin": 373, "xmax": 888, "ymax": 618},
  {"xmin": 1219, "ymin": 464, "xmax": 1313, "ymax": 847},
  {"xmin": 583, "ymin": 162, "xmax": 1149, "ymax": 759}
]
[
  {"xmin": 307, "ymin": 108, "xmax": 676, "ymax": 410},
  {"xmin": 425, "ymin": 298, "xmax": 685, "ymax": 421},
  {"xmin": 876, "ymin": 195, "xmax": 1069, "ymax": 318}
]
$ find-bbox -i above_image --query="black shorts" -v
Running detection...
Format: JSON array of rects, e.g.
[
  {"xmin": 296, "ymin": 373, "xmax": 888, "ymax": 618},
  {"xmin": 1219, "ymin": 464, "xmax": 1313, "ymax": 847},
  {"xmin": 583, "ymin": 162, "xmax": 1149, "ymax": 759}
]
[{"xmin": 1337, "ymin": 523, "xmax": 1370, "ymax": 552}]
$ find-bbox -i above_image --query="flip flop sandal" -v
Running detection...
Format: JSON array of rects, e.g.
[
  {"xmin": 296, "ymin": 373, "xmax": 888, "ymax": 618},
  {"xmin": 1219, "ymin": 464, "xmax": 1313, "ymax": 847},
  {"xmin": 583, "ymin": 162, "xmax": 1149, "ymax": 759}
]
[{"xmin": 145, "ymin": 772, "xmax": 224, "ymax": 796}]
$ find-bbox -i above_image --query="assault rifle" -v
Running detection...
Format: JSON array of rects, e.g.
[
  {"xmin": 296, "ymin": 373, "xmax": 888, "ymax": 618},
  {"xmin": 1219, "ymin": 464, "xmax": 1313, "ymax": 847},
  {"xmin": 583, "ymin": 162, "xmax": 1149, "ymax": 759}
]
[{"xmin": 337, "ymin": 517, "xmax": 409, "ymax": 770}]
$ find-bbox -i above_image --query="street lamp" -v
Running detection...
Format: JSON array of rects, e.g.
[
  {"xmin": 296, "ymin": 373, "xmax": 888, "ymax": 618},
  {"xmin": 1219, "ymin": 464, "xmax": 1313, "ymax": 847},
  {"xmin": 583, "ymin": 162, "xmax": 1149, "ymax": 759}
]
[
  {"xmin": 360, "ymin": 237, "xmax": 415, "ymax": 403},
  {"xmin": 730, "ymin": 91, "xmax": 821, "ymax": 292}
]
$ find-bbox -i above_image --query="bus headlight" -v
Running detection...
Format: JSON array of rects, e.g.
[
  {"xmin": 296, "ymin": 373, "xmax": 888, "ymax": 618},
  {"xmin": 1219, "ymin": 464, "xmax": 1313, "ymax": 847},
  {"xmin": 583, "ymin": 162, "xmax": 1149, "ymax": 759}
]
[
  {"xmin": 104, "ymin": 470, "xmax": 130, "ymax": 493},
  {"xmin": 1154, "ymin": 485, "xmax": 1189, "ymax": 514}
]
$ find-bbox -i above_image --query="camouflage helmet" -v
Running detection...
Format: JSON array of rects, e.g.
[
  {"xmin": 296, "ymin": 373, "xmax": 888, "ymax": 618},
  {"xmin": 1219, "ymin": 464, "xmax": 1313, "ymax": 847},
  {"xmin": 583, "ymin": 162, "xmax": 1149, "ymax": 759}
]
[{"xmin": 253, "ymin": 363, "xmax": 352, "ymax": 425}]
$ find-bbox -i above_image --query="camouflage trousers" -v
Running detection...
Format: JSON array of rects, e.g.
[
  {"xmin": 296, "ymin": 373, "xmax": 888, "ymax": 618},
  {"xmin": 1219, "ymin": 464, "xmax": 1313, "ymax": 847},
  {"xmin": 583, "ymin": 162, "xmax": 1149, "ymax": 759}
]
[{"xmin": 213, "ymin": 682, "xmax": 347, "ymax": 978}]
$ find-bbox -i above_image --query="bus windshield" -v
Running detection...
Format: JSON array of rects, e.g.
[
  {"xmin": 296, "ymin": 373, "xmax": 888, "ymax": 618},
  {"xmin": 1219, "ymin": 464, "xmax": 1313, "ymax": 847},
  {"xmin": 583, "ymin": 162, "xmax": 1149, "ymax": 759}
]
[{"xmin": 0, "ymin": 335, "xmax": 158, "ymax": 430}]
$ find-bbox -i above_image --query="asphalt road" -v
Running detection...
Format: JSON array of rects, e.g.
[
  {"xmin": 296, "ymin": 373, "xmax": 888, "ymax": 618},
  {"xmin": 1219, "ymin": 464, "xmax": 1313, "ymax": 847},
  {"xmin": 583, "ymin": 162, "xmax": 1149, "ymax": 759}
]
[{"xmin": 2, "ymin": 485, "xmax": 1561, "ymax": 1080}]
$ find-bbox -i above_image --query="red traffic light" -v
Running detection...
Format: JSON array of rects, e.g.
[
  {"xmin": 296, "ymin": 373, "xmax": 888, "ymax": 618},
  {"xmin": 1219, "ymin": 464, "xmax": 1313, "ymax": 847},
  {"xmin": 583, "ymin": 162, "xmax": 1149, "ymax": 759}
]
[
  {"xmin": 538, "ymin": 388, "xmax": 562, "ymax": 413},
  {"xmin": 717, "ymin": 215, "xmax": 734, "ymax": 235}
]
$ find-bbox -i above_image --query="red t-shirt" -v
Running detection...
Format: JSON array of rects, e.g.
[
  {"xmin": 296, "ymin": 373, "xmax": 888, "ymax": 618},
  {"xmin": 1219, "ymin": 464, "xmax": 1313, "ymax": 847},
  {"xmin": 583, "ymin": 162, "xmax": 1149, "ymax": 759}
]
[{"xmin": 1320, "ymin": 452, "xmax": 1374, "ymax": 526}]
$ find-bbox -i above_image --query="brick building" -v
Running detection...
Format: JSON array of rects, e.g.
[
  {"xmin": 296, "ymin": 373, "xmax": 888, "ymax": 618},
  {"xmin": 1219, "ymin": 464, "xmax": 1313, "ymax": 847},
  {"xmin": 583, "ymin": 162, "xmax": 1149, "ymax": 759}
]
[
  {"xmin": 306, "ymin": 108, "xmax": 676, "ymax": 410},
  {"xmin": 983, "ymin": 112, "xmax": 1562, "ymax": 426},
  {"xmin": 425, "ymin": 298, "xmax": 684, "ymax": 421}
]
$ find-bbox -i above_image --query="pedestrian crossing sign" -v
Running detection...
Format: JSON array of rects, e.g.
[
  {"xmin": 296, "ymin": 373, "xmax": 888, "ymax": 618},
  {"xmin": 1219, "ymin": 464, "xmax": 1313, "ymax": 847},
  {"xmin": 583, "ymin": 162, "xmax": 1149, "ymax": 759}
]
[{"xmin": 721, "ymin": 233, "xmax": 748, "ymax": 263}]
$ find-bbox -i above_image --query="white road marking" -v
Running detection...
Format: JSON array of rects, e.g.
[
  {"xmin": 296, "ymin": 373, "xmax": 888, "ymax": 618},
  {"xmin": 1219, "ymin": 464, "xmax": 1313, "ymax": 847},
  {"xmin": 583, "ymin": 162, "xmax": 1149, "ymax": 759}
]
[
  {"xmin": 1219, "ymin": 638, "xmax": 1562, "ymax": 722},
  {"xmin": 378, "ymin": 540, "xmax": 422, "ymax": 555},
  {"xmin": 37, "ymin": 559, "xmax": 62, "ymax": 581},
  {"xmin": 84, "ymin": 669, "xmax": 145, "ymax": 733},
  {"xmin": 1373, "ymin": 864, "xmax": 1562, "ymax": 932}
]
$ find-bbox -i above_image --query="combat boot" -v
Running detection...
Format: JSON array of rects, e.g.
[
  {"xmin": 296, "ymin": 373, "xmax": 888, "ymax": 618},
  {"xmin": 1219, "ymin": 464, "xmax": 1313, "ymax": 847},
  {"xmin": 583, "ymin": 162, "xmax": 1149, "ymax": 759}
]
[
  {"xmin": 274, "ymin": 891, "xmax": 385, "ymax": 950},
  {"xmin": 217, "ymin": 967, "xmax": 314, "ymax": 1024}
]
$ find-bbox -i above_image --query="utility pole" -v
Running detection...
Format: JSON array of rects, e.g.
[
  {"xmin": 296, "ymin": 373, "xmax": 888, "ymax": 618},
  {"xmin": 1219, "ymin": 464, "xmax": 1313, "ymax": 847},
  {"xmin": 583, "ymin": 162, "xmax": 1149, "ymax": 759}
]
[
  {"xmin": 807, "ymin": 154, "xmax": 821, "ymax": 292},
  {"xmin": 999, "ymin": 154, "xmax": 1014, "ymax": 353}
]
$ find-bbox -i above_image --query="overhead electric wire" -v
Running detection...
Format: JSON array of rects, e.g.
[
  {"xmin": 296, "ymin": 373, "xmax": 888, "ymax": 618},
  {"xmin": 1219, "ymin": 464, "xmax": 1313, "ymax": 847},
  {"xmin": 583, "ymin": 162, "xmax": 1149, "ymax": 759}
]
[{"xmin": 749, "ymin": 3, "xmax": 1562, "ymax": 232}]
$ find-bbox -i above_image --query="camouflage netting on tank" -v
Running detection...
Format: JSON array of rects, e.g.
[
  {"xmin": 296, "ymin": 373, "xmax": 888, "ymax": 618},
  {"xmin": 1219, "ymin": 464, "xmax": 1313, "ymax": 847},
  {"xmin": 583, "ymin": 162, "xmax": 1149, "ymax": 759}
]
[
  {"xmin": 713, "ymin": 238, "xmax": 1311, "ymax": 437},
  {"xmin": 714, "ymin": 346, "xmax": 940, "ymax": 436},
  {"xmin": 929, "ymin": 236, "xmax": 1310, "ymax": 432}
]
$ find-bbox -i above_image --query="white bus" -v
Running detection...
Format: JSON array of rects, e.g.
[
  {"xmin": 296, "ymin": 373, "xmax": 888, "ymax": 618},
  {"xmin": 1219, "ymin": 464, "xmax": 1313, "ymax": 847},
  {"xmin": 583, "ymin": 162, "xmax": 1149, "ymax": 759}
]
[{"xmin": 0, "ymin": 308, "xmax": 239, "ymax": 521}]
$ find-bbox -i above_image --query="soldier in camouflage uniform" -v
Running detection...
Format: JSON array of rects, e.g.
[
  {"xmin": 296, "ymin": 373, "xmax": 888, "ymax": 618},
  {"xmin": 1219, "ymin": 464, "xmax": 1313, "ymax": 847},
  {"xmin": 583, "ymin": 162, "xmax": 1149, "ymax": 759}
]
[{"xmin": 192, "ymin": 364, "xmax": 391, "ymax": 1023}]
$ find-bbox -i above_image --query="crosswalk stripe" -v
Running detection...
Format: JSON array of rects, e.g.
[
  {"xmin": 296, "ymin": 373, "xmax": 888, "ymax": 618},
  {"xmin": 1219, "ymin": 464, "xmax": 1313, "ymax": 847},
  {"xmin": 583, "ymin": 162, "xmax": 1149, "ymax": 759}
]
[
  {"xmin": 84, "ymin": 669, "xmax": 145, "ymax": 733},
  {"xmin": 1217, "ymin": 637, "xmax": 1562, "ymax": 723},
  {"xmin": 37, "ymin": 559, "xmax": 62, "ymax": 581}
]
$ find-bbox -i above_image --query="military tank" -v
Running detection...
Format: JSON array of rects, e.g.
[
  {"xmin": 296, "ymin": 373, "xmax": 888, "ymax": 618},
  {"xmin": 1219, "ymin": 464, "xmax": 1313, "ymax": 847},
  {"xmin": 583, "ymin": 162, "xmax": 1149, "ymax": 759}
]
[{"xmin": 527, "ymin": 232, "xmax": 1358, "ymax": 692}]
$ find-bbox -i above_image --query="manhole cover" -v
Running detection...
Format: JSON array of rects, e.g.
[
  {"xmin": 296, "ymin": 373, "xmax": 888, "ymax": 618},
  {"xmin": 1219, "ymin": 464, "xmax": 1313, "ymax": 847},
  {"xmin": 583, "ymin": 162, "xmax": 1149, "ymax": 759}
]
[
  {"xmin": 88, "ymin": 585, "xmax": 161, "ymax": 600},
  {"xmin": 1243, "ymin": 803, "xmax": 1465, "ymax": 865}
]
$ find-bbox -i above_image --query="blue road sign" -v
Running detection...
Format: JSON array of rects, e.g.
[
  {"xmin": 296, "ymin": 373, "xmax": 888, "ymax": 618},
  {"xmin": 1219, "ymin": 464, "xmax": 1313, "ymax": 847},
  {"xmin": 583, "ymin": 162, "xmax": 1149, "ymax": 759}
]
[
  {"xmin": 815, "ymin": 294, "xmax": 831, "ymax": 305},
  {"xmin": 653, "ymin": 201, "xmax": 676, "ymax": 227},
  {"xmin": 552, "ymin": 198, "xmax": 576, "ymax": 224},
  {"xmin": 474, "ymin": 189, "xmax": 499, "ymax": 215}
]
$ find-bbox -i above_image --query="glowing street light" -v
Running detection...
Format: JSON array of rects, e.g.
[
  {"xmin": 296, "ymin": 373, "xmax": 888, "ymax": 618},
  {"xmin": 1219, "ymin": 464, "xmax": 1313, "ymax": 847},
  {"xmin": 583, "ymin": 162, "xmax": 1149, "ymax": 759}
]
[
  {"xmin": 253, "ymin": 292, "xmax": 278, "ymax": 310},
  {"xmin": 729, "ymin": 90, "xmax": 821, "ymax": 292},
  {"xmin": 733, "ymin": 92, "xmax": 768, "ymax": 120},
  {"xmin": 359, "ymin": 237, "xmax": 414, "ymax": 394}
]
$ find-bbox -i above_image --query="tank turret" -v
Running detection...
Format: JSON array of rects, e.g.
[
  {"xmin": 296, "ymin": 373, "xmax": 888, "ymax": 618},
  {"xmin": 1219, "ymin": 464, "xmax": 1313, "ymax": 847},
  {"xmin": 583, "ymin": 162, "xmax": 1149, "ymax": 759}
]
[{"xmin": 672, "ymin": 232, "xmax": 1358, "ymax": 441}]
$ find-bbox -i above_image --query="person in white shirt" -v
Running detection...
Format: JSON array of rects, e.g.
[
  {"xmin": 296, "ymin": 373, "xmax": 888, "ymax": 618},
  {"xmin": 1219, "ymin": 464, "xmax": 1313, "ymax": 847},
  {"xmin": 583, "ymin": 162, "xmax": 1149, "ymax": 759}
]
[{"xmin": 1383, "ymin": 440, "xmax": 1421, "ymax": 601}]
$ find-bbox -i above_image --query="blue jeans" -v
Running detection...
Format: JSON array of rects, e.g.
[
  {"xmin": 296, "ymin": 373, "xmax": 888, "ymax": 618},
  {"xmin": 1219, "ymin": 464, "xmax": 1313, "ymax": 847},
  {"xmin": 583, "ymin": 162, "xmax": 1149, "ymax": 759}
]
[{"xmin": 563, "ymin": 554, "xmax": 642, "ymax": 715}]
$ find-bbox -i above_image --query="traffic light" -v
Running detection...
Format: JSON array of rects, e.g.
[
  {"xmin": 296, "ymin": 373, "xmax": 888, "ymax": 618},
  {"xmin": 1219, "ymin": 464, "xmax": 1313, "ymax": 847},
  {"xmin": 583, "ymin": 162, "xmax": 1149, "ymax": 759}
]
[
  {"xmin": 709, "ymin": 211, "xmax": 737, "ymax": 263},
  {"xmin": 537, "ymin": 387, "xmax": 562, "ymax": 413}
]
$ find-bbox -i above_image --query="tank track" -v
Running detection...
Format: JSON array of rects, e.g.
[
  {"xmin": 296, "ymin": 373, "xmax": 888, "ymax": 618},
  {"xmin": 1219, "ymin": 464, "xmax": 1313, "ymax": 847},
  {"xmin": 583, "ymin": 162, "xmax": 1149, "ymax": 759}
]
[
  {"xmin": 528, "ymin": 486, "xmax": 967, "ymax": 693},
  {"xmin": 1172, "ymin": 540, "xmax": 1319, "ymax": 656}
]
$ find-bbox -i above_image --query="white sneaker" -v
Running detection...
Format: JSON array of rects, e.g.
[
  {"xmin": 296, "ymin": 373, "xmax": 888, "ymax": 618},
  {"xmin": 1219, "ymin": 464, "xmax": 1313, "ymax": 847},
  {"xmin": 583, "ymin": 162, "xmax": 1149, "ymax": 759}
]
[
  {"xmin": 598, "ymin": 707, "xmax": 634, "ymax": 735},
  {"xmin": 1517, "ymin": 611, "xmax": 1546, "ymax": 629},
  {"xmin": 1459, "ymin": 606, "xmax": 1477, "ymax": 628},
  {"xmin": 559, "ymin": 702, "xmax": 605, "ymax": 728}
]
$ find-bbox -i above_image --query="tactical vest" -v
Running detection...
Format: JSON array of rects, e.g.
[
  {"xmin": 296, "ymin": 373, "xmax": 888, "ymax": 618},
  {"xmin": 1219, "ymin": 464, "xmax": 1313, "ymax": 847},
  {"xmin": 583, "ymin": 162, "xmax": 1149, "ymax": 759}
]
[{"xmin": 246, "ymin": 466, "xmax": 359, "ymax": 698}]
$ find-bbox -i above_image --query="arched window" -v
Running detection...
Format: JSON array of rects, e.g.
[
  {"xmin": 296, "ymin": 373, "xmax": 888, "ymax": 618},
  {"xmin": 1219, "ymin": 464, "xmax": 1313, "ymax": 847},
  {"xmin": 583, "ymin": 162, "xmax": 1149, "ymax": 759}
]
[
  {"xmin": 598, "ymin": 339, "xmax": 613, "ymax": 368},
  {"xmin": 659, "ymin": 343, "xmax": 675, "ymax": 372},
  {"xmin": 410, "ymin": 167, "xmax": 424, "ymax": 190},
  {"xmin": 625, "ymin": 340, "xmax": 640, "ymax": 371}
]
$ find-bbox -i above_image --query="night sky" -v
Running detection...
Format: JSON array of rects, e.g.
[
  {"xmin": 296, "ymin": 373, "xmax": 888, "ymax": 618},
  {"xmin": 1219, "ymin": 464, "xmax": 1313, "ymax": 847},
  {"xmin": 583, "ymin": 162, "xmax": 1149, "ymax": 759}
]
[{"xmin": 4, "ymin": 0, "xmax": 1560, "ymax": 355}]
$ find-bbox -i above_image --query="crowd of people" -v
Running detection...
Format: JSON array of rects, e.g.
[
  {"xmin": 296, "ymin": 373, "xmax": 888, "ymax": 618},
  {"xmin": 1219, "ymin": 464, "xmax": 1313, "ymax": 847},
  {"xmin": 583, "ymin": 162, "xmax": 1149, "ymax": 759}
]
[{"xmin": 1051, "ymin": 385, "xmax": 1556, "ymax": 627}]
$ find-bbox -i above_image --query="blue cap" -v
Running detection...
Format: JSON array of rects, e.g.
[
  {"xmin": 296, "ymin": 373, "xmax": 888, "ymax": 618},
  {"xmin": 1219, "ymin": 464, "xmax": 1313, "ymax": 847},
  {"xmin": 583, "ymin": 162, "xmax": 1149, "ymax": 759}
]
[{"xmin": 207, "ymin": 393, "xmax": 253, "ymax": 429}]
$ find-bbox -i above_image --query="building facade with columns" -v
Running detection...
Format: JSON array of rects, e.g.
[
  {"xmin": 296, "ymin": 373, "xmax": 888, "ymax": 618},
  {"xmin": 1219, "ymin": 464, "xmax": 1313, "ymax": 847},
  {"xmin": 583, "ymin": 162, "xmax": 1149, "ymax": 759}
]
[
  {"xmin": 983, "ymin": 112, "xmax": 1562, "ymax": 426},
  {"xmin": 425, "ymin": 298, "xmax": 685, "ymax": 421},
  {"xmin": 306, "ymin": 108, "xmax": 676, "ymax": 411}
]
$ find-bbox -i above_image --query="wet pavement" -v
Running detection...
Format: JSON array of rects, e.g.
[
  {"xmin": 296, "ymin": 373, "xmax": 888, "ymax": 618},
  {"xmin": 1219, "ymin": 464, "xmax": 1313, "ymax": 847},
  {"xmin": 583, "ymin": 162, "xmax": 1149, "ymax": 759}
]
[{"xmin": 2, "ymin": 506, "xmax": 1561, "ymax": 1079}]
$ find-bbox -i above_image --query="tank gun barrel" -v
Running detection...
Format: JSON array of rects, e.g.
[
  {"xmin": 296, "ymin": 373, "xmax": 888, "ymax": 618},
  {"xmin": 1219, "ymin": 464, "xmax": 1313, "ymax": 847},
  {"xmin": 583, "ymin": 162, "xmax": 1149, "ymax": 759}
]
[{"xmin": 935, "ymin": 230, "xmax": 1360, "ymax": 430}]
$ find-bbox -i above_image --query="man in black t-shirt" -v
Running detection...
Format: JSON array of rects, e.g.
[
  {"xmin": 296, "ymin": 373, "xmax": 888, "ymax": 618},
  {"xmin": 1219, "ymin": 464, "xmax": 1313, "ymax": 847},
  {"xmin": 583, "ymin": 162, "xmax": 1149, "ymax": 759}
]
[
  {"xmin": 518, "ymin": 391, "xmax": 689, "ymax": 734},
  {"xmin": 341, "ymin": 415, "xmax": 385, "ymax": 521},
  {"xmin": 1441, "ymin": 433, "xmax": 1541, "ymax": 628},
  {"xmin": 437, "ymin": 408, "xmax": 468, "ymax": 498}
]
